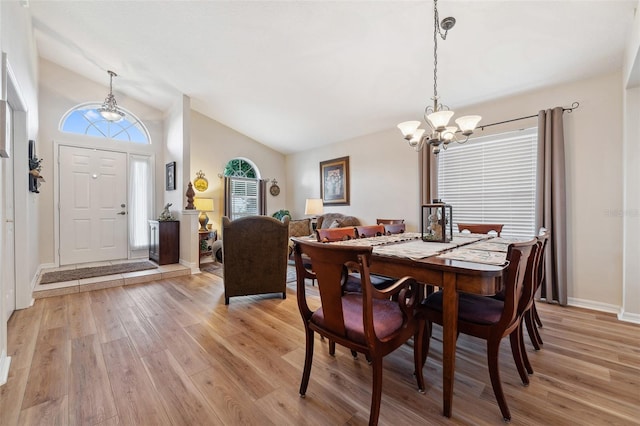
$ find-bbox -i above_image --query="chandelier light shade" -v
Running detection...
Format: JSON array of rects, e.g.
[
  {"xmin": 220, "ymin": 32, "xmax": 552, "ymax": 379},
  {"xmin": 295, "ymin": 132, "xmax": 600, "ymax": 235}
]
[
  {"xmin": 398, "ymin": 0, "xmax": 481, "ymax": 154},
  {"xmin": 98, "ymin": 70, "xmax": 125, "ymax": 122}
]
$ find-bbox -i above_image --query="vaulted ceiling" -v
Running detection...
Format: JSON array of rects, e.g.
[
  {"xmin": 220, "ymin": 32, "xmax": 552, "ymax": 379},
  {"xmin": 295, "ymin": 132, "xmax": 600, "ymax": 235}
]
[{"xmin": 29, "ymin": 1, "xmax": 637, "ymax": 154}]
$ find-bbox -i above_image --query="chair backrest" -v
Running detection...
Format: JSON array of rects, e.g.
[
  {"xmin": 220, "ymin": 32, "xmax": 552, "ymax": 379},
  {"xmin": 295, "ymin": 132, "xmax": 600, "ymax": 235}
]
[
  {"xmin": 293, "ymin": 239, "xmax": 375, "ymax": 339},
  {"xmin": 457, "ymin": 222, "xmax": 504, "ymax": 236},
  {"xmin": 376, "ymin": 219, "xmax": 404, "ymax": 225},
  {"xmin": 355, "ymin": 224, "xmax": 385, "ymax": 238},
  {"xmin": 383, "ymin": 223, "xmax": 406, "ymax": 235},
  {"xmin": 316, "ymin": 227, "xmax": 357, "ymax": 242},
  {"xmin": 222, "ymin": 215, "xmax": 289, "ymax": 303},
  {"xmin": 497, "ymin": 238, "xmax": 537, "ymax": 329}
]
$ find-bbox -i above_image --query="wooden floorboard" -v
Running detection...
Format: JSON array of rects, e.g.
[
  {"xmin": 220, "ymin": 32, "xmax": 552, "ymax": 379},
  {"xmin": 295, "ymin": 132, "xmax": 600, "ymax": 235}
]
[{"xmin": 1, "ymin": 272, "xmax": 639, "ymax": 425}]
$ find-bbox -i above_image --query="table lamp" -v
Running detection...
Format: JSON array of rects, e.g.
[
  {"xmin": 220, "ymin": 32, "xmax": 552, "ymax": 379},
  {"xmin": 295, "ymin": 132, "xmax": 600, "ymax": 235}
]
[
  {"xmin": 193, "ymin": 198, "xmax": 214, "ymax": 232},
  {"xmin": 305, "ymin": 198, "xmax": 323, "ymax": 230}
]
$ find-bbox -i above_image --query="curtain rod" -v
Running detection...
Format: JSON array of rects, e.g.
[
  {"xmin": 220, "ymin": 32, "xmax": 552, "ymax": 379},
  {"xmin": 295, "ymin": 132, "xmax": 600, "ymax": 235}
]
[{"xmin": 477, "ymin": 102, "xmax": 579, "ymax": 131}]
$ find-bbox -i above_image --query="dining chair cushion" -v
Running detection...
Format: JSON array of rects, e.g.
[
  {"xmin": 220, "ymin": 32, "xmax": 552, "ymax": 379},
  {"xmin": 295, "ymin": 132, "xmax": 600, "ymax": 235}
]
[
  {"xmin": 345, "ymin": 272, "xmax": 396, "ymax": 291},
  {"xmin": 311, "ymin": 294, "xmax": 404, "ymax": 344},
  {"xmin": 421, "ymin": 291, "xmax": 504, "ymax": 326}
]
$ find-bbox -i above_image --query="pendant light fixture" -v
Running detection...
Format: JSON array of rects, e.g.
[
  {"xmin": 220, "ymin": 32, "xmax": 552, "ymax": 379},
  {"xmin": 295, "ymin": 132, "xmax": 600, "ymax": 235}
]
[
  {"xmin": 397, "ymin": 0, "xmax": 481, "ymax": 154},
  {"xmin": 98, "ymin": 70, "xmax": 125, "ymax": 122}
]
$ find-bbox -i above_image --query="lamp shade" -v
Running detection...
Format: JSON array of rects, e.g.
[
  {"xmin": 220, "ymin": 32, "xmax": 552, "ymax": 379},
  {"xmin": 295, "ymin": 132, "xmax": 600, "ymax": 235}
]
[
  {"xmin": 193, "ymin": 198, "xmax": 214, "ymax": 212},
  {"xmin": 304, "ymin": 198, "xmax": 323, "ymax": 216}
]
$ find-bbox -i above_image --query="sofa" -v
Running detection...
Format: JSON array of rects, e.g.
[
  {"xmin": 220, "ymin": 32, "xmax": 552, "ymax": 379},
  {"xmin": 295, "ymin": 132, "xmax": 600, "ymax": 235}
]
[{"xmin": 316, "ymin": 213, "xmax": 360, "ymax": 230}]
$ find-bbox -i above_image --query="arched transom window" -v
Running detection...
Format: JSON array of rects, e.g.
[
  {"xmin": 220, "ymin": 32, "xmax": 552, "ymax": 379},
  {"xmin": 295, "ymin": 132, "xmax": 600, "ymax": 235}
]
[{"xmin": 60, "ymin": 102, "xmax": 151, "ymax": 144}]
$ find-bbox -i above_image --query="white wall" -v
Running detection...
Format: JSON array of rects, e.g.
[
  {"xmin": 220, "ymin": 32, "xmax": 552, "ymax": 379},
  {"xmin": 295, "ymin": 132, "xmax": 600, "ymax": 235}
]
[
  {"xmin": 189, "ymin": 110, "xmax": 287, "ymax": 234},
  {"xmin": 0, "ymin": 0, "xmax": 39, "ymax": 384},
  {"xmin": 37, "ymin": 59, "xmax": 165, "ymax": 267},
  {"xmin": 286, "ymin": 128, "xmax": 421, "ymax": 230},
  {"xmin": 287, "ymin": 71, "xmax": 627, "ymax": 314}
]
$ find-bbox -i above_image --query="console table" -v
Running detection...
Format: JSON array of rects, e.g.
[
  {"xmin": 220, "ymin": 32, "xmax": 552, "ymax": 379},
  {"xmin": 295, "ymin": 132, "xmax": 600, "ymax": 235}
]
[{"xmin": 149, "ymin": 220, "xmax": 179, "ymax": 265}]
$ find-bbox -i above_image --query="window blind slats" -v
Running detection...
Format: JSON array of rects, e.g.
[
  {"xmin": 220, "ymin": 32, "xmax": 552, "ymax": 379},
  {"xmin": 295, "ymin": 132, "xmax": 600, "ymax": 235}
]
[{"xmin": 438, "ymin": 128, "xmax": 537, "ymax": 238}]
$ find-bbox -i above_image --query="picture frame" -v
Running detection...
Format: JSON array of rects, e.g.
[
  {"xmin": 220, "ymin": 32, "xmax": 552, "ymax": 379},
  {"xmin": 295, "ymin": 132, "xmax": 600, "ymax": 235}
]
[
  {"xmin": 166, "ymin": 161, "xmax": 176, "ymax": 191},
  {"xmin": 320, "ymin": 156, "xmax": 350, "ymax": 205}
]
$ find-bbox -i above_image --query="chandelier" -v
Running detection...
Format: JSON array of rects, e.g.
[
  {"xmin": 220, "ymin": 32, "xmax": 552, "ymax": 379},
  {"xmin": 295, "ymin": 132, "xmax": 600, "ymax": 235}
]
[
  {"xmin": 98, "ymin": 70, "xmax": 125, "ymax": 122},
  {"xmin": 397, "ymin": 0, "xmax": 481, "ymax": 154}
]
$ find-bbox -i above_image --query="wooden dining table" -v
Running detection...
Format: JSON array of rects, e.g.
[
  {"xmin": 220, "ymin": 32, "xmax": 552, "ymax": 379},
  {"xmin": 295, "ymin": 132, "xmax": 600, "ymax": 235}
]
[{"xmin": 367, "ymin": 239, "xmax": 507, "ymax": 418}]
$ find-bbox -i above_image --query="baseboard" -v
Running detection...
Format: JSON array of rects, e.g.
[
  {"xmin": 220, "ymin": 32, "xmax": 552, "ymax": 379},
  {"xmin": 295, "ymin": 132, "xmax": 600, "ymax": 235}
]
[
  {"xmin": 618, "ymin": 310, "xmax": 640, "ymax": 324},
  {"xmin": 567, "ymin": 297, "xmax": 620, "ymax": 315},
  {"xmin": 179, "ymin": 259, "xmax": 198, "ymax": 275},
  {"xmin": 0, "ymin": 351, "xmax": 11, "ymax": 386}
]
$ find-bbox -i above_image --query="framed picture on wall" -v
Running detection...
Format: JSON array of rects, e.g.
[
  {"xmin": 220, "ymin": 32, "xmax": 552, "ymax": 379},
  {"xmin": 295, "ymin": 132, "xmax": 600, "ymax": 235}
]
[
  {"xmin": 320, "ymin": 156, "xmax": 349, "ymax": 205},
  {"xmin": 166, "ymin": 161, "xmax": 176, "ymax": 191}
]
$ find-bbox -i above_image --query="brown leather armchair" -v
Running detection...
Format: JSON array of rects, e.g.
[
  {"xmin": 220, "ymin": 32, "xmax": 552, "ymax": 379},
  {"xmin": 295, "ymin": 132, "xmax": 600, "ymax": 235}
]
[{"xmin": 222, "ymin": 215, "xmax": 289, "ymax": 304}]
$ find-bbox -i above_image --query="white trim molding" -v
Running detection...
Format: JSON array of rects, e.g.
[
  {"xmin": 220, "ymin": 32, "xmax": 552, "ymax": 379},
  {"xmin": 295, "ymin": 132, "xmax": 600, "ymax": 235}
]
[
  {"xmin": 567, "ymin": 297, "xmax": 620, "ymax": 315},
  {"xmin": 618, "ymin": 310, "xmax": 640, "ymax": 325},
  {"xmin": 0, "ymin": 351, "xmax": 11, "ymax": 386}
]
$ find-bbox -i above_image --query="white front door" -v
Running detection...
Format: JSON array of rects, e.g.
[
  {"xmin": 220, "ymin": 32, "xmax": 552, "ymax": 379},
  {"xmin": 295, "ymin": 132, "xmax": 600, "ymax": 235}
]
[
  {"xmin": 59, "ymin": 146, "xmax": 128, "ymax": 265},
  {"xmin": 2, "ymin": 102, "xmax": 15, "ymax": 321}
]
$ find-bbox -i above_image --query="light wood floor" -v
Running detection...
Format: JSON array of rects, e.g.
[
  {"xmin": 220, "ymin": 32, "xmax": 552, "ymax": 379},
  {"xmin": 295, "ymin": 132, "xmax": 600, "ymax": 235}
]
[{"xmin": 1, "ymin": 272, "xmax": 638, "ymax": 425}]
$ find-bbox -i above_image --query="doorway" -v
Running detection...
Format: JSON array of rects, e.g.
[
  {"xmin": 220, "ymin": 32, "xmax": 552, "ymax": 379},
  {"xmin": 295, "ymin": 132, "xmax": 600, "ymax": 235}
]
[
  {"xmin": 58, "ymin": 146, "xmax": 128, "ymax": 265},
  {"xmin": 1, "ymin": 102, "xmax": 15, "ymax": 321}
]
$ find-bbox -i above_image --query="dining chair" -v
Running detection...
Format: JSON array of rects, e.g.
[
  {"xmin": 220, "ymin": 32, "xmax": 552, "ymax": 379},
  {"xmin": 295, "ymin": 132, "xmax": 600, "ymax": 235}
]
[
  {"xmin": 316, "ymin": 227, "xmax": 357, "ymax": 242},
  {"xmin": 518, "ymin": 228, "xmax": 550, "ymax": 370},
  {"xmin": 383, "ymin": 223, "xmax": 406, "ymax": 235},
  {"xmin": 416, "ymin": 238, "xmax": 536, "ymax": 421},
  {"xmin": 292, "ymin": 238, "xmax": 424, "ymax": 426},
  {"xmin": 457, "ymin": 223, "xmax": 504, "ymax": 236},
  {"xmin": 355, "ymin": 224, "xmax": 385, "ymax": 238},
  {"xmin": 376, "ymin": 218, "xmax": 404, "ymax": 224}
]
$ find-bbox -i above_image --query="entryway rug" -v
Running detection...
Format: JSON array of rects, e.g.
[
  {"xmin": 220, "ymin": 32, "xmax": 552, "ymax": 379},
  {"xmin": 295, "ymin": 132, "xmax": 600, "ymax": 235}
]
[
  {"xmin": 39, "ymin": 261, "xmax": 158, "ymax": 284},
  {"xmin": 201, "ymin": 263, "xmax": 298, "ymax": 283}
]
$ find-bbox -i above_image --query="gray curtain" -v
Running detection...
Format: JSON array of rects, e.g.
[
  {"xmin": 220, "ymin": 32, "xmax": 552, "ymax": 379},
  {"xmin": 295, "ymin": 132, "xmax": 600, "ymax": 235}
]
[
  {"xmin": 223, "ymin": 176, "xmax": 232, "ymax": 218},
  {"xmin": 259, "ymin": 179, "xmax": 267, "ymax": 215},
  {"xmin": 536, "ymin": 107, "xmax": 568, "ymax": 306}
]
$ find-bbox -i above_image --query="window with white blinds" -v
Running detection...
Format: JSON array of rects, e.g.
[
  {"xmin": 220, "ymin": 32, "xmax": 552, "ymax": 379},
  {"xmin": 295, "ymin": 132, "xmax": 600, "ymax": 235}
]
[
  {"xmin": 437, "ymin": 127, "xmax": 537, "ymax": 238},
  {"xmin": 229, "ymin": 177, "xmax": 259, "ymax": 220}
]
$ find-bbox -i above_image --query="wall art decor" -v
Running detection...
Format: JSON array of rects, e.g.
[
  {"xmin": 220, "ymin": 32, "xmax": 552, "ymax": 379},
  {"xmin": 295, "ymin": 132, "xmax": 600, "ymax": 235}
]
[{"xmin": 320, "ymin": 156, "xmax": 349, "ymax": 205}]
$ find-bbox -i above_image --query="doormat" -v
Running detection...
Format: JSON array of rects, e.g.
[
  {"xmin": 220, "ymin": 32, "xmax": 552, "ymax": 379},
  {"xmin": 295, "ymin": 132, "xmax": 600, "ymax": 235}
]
[
  {"xmin": 39, "ymin": 261, "xmax": 158, "ymax": 284},
  {"xmin": 201, "ymin": 263, "xmax": 298, "ymax": 283}
]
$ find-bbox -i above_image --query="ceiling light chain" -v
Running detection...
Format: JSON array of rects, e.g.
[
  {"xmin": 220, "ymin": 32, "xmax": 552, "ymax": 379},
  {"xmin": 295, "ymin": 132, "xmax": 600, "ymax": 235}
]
[
  {"xmin": 98, "ymin": 70, "xmax": 125, "ymax": 122},
  {"xmin": 398, "ymin": 0, "xmax": 480, "ymax": 155}
]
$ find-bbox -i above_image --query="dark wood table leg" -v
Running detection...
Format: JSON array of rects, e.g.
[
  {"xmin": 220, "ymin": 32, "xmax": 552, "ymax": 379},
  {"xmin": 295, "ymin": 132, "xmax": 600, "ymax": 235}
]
[{"xmin": 441, "ymin": 271, "xmax": 459, "ymax": 418}]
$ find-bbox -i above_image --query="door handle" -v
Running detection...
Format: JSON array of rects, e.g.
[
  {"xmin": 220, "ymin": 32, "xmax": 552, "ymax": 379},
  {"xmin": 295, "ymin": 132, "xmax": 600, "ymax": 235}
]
[{"xmin": 117, "ymin": 211, "xmax": 126, "ymax": 215}]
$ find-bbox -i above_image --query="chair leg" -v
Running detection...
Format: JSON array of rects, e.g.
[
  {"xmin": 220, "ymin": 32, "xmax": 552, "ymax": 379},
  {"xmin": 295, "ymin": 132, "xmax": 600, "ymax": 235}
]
[
  {"xmin": 487, "ymin": 337, "xmax": 511, "ymax": 421},
  {"xmin": 524, "ymin": 310, "xmax": 542, "ymax": 350},
  {"xmin": 420, "ymin": 320, "xmax": 433, "ymax": 369},
  {"xmin": 414, "ymin": 325, "xmax": 426, "ymax": 393},
  {"xmin": 299, "ymin": 328, "xmax": 315, "ymax": 397},
  {"xmin": 369, "ymin": 357, "xmax": 383, "ymax": 426},
  {"xmin": 509, "ymin": 325, "xmax": 529, "ymax": 386},
  {"xmin": 520, "ymin": 322, "xmax": 534, "ymax": 375},
  {"xmin": 329, "ymin": 340, "xmax": 336, "ymax": 356},
  {"xmin": 533, "ymin": 301, "xmax": 543, "ymax": 327}
]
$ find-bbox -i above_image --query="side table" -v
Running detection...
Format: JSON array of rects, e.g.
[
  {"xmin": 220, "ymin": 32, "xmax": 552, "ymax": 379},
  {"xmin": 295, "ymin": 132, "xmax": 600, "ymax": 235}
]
[{"xmin": 199, "ymin": 229, "xmax": 217, "ymax": 266}]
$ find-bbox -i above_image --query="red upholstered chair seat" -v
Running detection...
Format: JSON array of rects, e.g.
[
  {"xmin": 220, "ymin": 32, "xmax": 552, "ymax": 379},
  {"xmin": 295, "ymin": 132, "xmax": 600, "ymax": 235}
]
[
  {"xmin": 421, "ymin": 291, "xmax": 504, "ymax": 326},
  {"xmin": 311, "ymin": 294, "xmax": 404, "ymax": 344}
]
